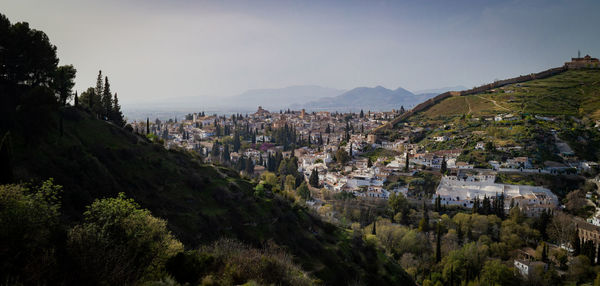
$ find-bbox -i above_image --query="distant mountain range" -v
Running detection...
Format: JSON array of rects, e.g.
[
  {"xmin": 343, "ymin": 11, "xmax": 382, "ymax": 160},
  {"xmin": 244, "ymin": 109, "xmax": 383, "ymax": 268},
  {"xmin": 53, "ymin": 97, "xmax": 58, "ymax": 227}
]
[
  {"xmin": 122, "ymin": 84, "xmax": 467, "ymax": 117},
  {"xmin": 294, "ymin": 85, "xmax": 467, "ymax": 112},
  {"xmin": 224, "ymin": 85, "xmax": 345, "ymax": 111}
]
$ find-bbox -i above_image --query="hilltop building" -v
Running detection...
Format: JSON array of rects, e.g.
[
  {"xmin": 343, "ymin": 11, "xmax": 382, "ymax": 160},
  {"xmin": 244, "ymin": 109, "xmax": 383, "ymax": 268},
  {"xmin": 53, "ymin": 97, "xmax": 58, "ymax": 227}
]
[{"xmin": 566, "ymin": 54, "xmax": 599, "ymax": 69}]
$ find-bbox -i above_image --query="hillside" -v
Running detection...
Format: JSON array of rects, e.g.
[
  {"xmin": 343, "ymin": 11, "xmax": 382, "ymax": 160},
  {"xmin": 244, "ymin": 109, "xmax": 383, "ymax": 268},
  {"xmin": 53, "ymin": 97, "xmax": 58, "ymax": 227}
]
[
  {"xmin": 301, "ymin": 86, "xmax": 437, "ymax": 111},
  {"xmin": 380, "ymin": 68, "xmax": 600, "ymax": 165},
  {"xmin": 409, "ymin": 69, "xmax": 600, "ymax": 122},
  {"xmin": 7, "ymin": 107, "xmax": 413, "ymax": 285}
]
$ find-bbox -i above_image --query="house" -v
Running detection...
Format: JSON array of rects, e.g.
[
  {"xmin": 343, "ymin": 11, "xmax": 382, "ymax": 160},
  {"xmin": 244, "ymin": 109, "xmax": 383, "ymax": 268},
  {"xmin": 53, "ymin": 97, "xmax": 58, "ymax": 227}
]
[
  {"xmin": 514, "ymin": 260, "xmax": 547, "ymax": 278},
  {"xmin": 475, "ymin": 141, "xmax": 485, "ymax": 150}
]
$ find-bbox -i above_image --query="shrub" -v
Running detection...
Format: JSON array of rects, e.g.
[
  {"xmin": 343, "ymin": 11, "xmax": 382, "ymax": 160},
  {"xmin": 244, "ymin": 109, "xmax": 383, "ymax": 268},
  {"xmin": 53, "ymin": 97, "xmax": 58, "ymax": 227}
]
[{"xmin": 67, "ymin": 193, "xmax": 183, "ymax": 285}]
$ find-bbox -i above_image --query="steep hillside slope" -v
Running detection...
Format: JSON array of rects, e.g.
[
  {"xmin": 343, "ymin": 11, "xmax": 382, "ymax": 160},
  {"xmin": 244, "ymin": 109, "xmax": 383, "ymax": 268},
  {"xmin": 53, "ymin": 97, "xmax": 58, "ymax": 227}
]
[
  {"xmin": 409, "ymin": 69, "xmax": 600, "ymax": 122},
  {"xmin": 8, "ymin": 107, "xmax": 413, "ymax": 285}
]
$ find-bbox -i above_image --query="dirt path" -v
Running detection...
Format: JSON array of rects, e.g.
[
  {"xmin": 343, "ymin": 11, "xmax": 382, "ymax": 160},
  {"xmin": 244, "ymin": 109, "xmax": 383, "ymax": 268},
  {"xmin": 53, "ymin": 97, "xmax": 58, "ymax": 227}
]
[
  {"xmin": 465, "ymin": 97, "xmax": 472, "ymax": 114},
  {"xmin": 475, "ymin": 94, "xmax": 511, "ymax": 111}
]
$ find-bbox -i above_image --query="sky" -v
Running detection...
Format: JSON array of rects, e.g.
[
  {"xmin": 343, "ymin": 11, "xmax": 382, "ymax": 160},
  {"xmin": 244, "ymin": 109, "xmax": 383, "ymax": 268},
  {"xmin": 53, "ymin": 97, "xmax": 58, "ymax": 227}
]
[{"xmin": 3, "ymin": 0, "xmax": 600, "ymax": 108}]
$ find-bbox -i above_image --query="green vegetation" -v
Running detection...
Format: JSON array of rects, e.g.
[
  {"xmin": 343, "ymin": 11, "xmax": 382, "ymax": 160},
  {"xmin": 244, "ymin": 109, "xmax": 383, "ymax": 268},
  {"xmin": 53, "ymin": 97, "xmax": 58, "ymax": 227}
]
[{"xmin": 0, "ymin": 12, "xmax": 413, "ymax": 285}]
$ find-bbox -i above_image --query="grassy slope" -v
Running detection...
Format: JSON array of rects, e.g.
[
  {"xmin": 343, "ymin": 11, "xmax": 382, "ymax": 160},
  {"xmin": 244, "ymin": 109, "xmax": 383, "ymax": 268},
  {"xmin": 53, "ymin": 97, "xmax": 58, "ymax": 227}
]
[
  {"xmin": 10, "ymin": 108, "xmax": 413, "ymax": 285},
  {"xmin": 413, "ymin": 69, "xmax": 600, "ymax": 121}
]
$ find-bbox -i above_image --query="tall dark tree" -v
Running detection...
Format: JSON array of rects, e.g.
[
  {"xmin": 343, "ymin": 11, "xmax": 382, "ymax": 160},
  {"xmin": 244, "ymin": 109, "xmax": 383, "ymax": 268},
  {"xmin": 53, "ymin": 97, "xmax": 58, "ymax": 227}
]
[
  {"xmin": 404, "ymin": 154, "xmax": 409, "ymax": 172},
  {"xmin": 359, "ymin": 109, "xmax": 364, "ymax": 118},
  {"xmin": 93, "ymin": 70, "xmax": 104, "ymax": 117},
  {"xmin": 440, "ymin": 156, "xmax": 447, "ymax": 174},
  {"xmin": 146, "ymin": 118, "xmax": 150, "ymax": 135},
  {"xmin": 233, "ymin": 130, "xmax": 241, "ymax": 152},
  {"xmin": 309, "ymin": 168, "xmax": 319, "ymax": 188},
  {"xmin": 435, "ymin": 223, "xmax": 442, "ymax": 262},
  {"xmin": 572, "ymin": 227, "xmax": 581, "ymax": 256},
  {"xmin": 111, "ymin": 93, "xmax": 125, "ymax": 127},
  {"xmin": 52, "ymin": 65, "xmax": 77, "ymax": 105},
  {"xmin": 222, "ymin": 144, "xmax": 230, "ymax": 162},
  {"xmin": 74, "ymin": 90, "xmax": 78, "ymax": 107},
  {"xmin": 102, "ymin": 76, "xmax": 113, "ymax": 120},
  {"xmin": 245, "ymin": 157, "xmax": 254, "ymax": 175},
  {"xmin": 372, "ymin": 218, "xmax": 377, "ymax": 235}
]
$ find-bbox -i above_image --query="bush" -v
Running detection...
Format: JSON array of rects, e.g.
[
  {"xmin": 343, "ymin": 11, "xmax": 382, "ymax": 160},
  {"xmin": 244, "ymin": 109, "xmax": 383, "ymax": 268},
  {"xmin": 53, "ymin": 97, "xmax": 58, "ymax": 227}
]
[
  {"xmin": 67, "ymin": 193, "xmax": 183, "ymax": 285},
  {"xmin": 0, "ymin": 179, "xmax": 62, "ymax": 284}
]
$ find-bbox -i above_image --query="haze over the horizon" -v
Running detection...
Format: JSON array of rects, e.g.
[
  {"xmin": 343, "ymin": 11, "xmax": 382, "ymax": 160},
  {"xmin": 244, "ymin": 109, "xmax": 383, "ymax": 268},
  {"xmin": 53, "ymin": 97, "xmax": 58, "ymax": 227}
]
[{"xmin": 3, "ymin": 0, "xmax": 599, "ymax": 108}]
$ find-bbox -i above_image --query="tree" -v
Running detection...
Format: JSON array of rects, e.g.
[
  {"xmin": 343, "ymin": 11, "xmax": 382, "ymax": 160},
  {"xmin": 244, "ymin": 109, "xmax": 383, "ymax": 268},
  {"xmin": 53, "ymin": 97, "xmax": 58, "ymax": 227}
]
[
  {"xmin": 404, "ymin": 154, "xmax": 409, "ymax": 172},
  {"xmin": 435, "ymin": 223, "xmax": 442, "ymax": 262},
  {"xmin": 233, "ymin": 130, "xmax": 241, "ymax": 152},
  {"xmin": 367, "ymin": 157, "xmax": 372, "ymax": 168},
  {"xmin": 245, "ymin": 157, "xmax": 254, "ymax": 175},
  {"xmin": 222, "ymin": 144, "xmax": 230, "ymax": 162},
  {"xmin": 480, "ymin": 259, "xmax": 519, "ymax": 286},
  {"xmin": 371, "ymin": 218, "xmax": 377, "ymax": 235},
  {"xmin": 309, "ymin": 168, "xmax": 319, "ymax": 188},
  {"xmin": 360, "ymin": 109, "xmax": 364, "ymax": 118},
  {"xmin": 419, "ymin": 202, "xmax": 429, "ymax": 232},
  {"xmin": 67, "ymin": 193, "xmax": 183, "ymax": 285},
  {"xmin": 146, "ymin": 117, "xmax": 150, "ymax": 135},
  {"xmin": 297, "ymin": 182, "xmax": 310, "ymax": 200},
  {"xmin": 74, "ymin": 90, "xmax": 78, "ymax": 107},
  {"xmin": 93, "ymin": 70, "xmax": 104, "ymax": 117},
  {"xmin": 52, "ymin": 65, "xmax": 77, "ymax": 105},
  {"xmin": 111, "ymin": 93, "xmax": 125, "ymax": 127},
  {"xmin": 0, "ymin": 180, "xmax": 62, "ymax": 283},
  {"xmin": 101, "ymin": 76, "xmax": 113, "ymax": 120},
  {"xmin": 572, "ymin": 227, "xmax": 581, "ymax": 256},
  {"xmin": 335, "ymin": 148, "xmax": 350, "ymax": 165},
  {"xmin": 440, "ymin": 156, "xmax": 447, "ymax": 174}
]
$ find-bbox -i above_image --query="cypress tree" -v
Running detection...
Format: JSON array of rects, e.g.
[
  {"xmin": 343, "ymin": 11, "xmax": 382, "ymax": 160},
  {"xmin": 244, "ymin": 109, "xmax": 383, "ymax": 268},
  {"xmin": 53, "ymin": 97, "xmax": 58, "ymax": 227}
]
[
  {"xmin": 436, "ymin": 223, "xmax": 442, "ymax": 262},
  {"xmin": 573, "ymin": 227, "xmax": 581, "ymax": 256},
  {"xmin": 146, "ymin": 118, "xmax": 150, "ymax": 135},
  {"xmin": 93, "ymin": 70, "xmax": 104, "ymax": 117},
  {"xmin": 111, "ymin": 93, "xmax": 125, "ymax": 127},
  {"xmin": 245, "ymin": 157, "xmax": 254, "ymax": 174},
  {"xmin": 102, "ymin": 76, "xmax": 113, "ymax": 120},
  {"xmin": 222, "ymin": 144, "xmax": 230, "ymax": 162},
  {"xmin": 440, "ymin": 156, "xmax": 447, "ymax": 174},
  {"xmin": 309, "ymin": 168, "xmax": 319, "ymax": 188},
  {"xmin": 404, "ymin": 153, "xmax": 409, "ymax": 172},
  {"xmin": 541, "ymin": 242, "xmax": 548, "ymax": 262},
  {"xmin": 74, "ymin": 90, "xmax": 78, "ymax": 107},
  {"xmin": 372, "ymin": 219, "xmax": 377, "ymax": 235}
]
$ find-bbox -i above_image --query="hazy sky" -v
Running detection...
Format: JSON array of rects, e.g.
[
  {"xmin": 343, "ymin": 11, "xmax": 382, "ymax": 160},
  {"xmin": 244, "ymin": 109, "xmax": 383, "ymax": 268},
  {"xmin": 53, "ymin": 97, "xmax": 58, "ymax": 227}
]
[{"xmin": 3, "ymin": 0, "xmax": 600, "ymax": 107}]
